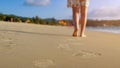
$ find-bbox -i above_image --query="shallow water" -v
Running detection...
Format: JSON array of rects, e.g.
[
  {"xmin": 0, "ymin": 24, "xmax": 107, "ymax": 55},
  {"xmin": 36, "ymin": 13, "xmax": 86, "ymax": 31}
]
[{"xmin": 87, "ymin": 26, "xmax": 120, "ymax": 34}]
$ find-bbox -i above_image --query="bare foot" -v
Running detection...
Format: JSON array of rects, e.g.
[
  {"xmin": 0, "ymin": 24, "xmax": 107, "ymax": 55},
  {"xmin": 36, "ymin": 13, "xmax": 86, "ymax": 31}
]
[
  {"xmin": 80, "ymin": 34, "xmax": 86, "ymax": 37},
  {"xmin": 72, "ymin": 30, "xmax": 78, "ymax": 37}
]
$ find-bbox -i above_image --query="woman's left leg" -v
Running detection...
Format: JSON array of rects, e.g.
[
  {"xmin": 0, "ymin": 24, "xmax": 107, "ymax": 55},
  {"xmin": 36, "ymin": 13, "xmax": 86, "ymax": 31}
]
[{"xmin": 80, "ymin": 0, "xmax": 89, "ymax": 37}]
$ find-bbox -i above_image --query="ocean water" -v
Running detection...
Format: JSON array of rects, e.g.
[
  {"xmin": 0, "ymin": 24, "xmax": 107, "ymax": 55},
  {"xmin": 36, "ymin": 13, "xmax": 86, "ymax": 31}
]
[{"xmin": 87, "ymin": 26, "xmax": 120, "ymax": 34}]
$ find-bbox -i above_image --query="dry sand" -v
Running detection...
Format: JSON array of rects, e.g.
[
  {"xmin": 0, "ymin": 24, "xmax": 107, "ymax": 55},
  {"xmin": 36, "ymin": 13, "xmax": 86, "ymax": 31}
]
[{"xmin": 0, "ymin": 21, "xmax": 120, "ymax": 68}]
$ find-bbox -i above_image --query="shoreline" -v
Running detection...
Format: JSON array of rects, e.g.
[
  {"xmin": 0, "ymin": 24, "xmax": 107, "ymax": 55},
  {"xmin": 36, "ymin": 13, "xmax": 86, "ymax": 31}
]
[{"xmin": 87, "ymin": 26, "xmax": 120, "ymax": 34}]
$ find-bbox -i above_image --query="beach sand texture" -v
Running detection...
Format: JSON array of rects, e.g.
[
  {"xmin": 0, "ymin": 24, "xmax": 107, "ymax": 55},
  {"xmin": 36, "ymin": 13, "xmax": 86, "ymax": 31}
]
[{"xmin": 0, "ymin": 21, "xmax": 120, "ymax": 68}]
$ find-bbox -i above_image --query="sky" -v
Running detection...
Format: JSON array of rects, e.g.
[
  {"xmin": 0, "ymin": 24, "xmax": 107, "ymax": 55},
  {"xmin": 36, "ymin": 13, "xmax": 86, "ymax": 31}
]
[{"xmin": 0, "ymin": 0, "xmax": 120, "ymax": 20}]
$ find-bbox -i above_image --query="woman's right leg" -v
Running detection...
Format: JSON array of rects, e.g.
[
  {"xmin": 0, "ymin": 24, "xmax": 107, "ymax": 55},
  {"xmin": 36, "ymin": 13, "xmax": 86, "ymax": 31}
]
[{"xmin": 72, "ymin": 6, "xmax": 80, "ymax": 37}]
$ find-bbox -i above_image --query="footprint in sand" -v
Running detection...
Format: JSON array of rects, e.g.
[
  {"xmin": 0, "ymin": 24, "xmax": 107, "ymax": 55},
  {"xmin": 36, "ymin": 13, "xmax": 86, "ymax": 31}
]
[
  {"xmin": 33, "ymin": 59, "xmax": 55, "ymax": 68},
  {"xmin": 58, "ymin": 43, "xmax": 72, "ymax": 51},
  {"xmin": 0, "ymin": 37, "xmax": 12, "ymax": 42},
  {"xmin": 73, "ymin": 50, "xmax": 102, "ymax": 58},
  {"xmin": 57, "ymin": 38, "xmax": 81, "ymax": 50},
  {"xmin": 0, "ymin": 32, "xmax": 16, "ymax": 55},
  {"xmin": 2, "ymin": 42, "xmax": 16, "ymax": 49},
  {"xmin": 58, "ymin": 38, "xmax": 101, "ymax": 58},
  {"xmin": 1, "ymin": 38, "xmax": 15, "ymax": 44},
  {"xmin": 0, "ymin": 41, "xmax": 16, "ymax": 55}
]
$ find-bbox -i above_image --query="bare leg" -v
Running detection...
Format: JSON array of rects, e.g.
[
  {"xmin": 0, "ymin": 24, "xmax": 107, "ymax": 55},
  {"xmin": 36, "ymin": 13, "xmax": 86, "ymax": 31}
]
[
  {"xmin": 72, "ymin": 6, "xmax": 80, "ymax": 37},
  {"xmin": 80, "ymin": 3, "xmax": 88, "ymax": 37}
]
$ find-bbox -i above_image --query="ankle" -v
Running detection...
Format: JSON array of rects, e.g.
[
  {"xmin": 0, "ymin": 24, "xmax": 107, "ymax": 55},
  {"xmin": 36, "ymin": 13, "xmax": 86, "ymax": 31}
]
[{"xmin": 72, "ymin": 29, "xmax": 78, "ymax": 37}]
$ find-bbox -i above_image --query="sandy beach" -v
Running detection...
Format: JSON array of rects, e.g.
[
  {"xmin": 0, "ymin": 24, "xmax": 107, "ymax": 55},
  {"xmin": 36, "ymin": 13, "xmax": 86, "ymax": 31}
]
[{"xmin": 0, "ymin": 21, "xmax": 120, "ymax": 68}]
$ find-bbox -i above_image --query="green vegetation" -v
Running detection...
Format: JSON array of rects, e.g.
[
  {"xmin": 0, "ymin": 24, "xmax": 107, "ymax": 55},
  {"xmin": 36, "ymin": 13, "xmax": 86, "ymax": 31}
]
[
  {"xmin": 0, "ymin": 13, "xmax": 59, "ymax": 25},
  {"xmin": 0, "ymin": 13, "xmax": 120, "ymax": 27}
]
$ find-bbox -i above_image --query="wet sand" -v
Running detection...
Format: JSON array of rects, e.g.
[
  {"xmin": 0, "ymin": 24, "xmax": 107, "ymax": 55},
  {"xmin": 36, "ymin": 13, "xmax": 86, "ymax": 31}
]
[{"xmin": 0, "ymin": 21, "xmax": 120, "ymax": 68}]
